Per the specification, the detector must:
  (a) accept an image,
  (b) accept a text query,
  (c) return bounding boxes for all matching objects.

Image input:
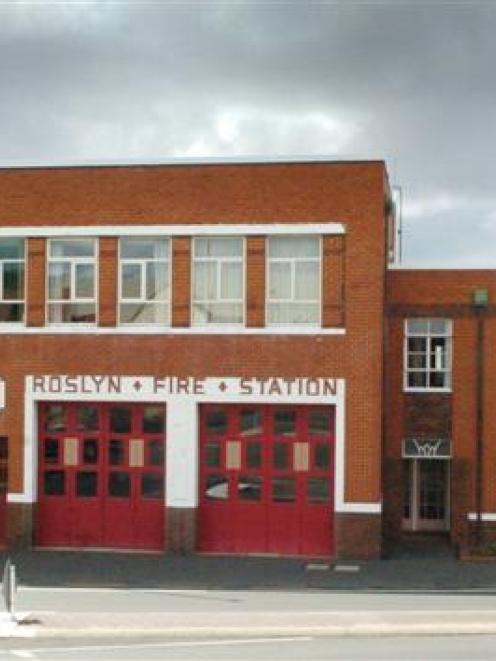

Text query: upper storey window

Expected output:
[0,239,24,323]
[119,238,170,325]
[405,319,452,390]
[47,239,97,324]
[267,237,320,325]
[192,237,244,325]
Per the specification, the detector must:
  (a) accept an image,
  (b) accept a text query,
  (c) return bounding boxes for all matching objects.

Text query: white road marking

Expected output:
[18,586,496,595]
[0,636,312,656]
[19,587,211,594]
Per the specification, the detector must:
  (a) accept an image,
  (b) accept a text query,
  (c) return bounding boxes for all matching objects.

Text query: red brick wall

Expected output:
[386,269,496,542]
[26,238,45,327]
[322,235,345,327]
[99,238,117,326]
[171,237,191,327]
[388,269,496,307]
[246,237,265,328]
[0,162,388,510]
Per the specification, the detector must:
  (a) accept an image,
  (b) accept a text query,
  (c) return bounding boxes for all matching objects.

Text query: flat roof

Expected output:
[0,155,387,171]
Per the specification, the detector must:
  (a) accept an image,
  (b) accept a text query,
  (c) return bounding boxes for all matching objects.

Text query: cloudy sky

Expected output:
[1,1,495,267]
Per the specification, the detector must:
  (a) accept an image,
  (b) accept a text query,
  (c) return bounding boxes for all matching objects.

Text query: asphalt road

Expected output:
[2,634,496,660]
[14,586,496,613]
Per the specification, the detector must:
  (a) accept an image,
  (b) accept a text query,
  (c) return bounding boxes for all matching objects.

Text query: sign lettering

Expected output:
[30,375,338,398]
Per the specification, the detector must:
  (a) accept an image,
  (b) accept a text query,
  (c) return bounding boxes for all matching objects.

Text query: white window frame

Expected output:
[0,238,26,325]
[404,319,452,392]
[118,237,171,326]
[46,238,98,326]
[266,235,322,327]
[191,237,245,327]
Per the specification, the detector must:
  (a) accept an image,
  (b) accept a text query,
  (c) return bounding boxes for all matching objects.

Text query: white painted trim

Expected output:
[7,493,30,503]
[468,513,496,522]
[0,326,346,336]
[333,379,380,514]
[0,223,345,239]
[404,388,452,394]
[336,502,382,514]
[10,374,380,516]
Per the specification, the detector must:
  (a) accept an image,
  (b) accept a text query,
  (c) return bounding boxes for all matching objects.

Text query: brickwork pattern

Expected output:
[386,269,496,547]
[0,161,389,555]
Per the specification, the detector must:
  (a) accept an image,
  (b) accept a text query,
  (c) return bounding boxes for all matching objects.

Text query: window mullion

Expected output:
[70,261,76,302]
[291,259,297,302]
[140,261,146,302]
[216,258,222,302]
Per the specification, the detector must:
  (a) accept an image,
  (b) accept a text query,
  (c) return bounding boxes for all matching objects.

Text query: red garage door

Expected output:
[198,405,334,557]
[37,402,165,550]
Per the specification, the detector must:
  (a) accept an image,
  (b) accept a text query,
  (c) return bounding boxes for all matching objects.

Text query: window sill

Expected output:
[46,323,98,329]
[0,323,25,329]
[0,325,346,336]
[404,387,452,394]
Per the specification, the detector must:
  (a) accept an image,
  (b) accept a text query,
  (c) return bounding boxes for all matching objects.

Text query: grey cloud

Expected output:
[1,3,496,266]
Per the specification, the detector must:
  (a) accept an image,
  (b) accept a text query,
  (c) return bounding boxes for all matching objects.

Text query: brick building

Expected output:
[385,270,496,555]
[0,158,488,560]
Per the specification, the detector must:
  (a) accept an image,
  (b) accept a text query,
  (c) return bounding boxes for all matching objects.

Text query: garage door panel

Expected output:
[104,499,135,548]
[198,404,335,557]
[267,508,300,555]
[72,500,103,547]
[300,508,332,556]
[234,502,267,552]
[36,501,71,546]
[137,502,165,550]
[37,402,165,551]
[197,504,234,553]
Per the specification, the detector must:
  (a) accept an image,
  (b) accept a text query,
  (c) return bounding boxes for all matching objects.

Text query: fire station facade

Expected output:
[0,160,489,559]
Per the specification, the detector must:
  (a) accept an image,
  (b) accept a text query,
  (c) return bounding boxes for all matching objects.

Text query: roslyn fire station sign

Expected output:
[30,375,338,399]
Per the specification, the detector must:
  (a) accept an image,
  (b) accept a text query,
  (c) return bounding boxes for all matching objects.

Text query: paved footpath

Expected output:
[3,545,496,592]
[3,546,496,639]
[7,607,496,640]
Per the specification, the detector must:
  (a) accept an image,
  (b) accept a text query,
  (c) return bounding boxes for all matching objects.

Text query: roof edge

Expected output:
[0,155,387,171]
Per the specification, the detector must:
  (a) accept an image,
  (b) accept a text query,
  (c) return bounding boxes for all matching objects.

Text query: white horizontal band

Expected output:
[335,502,382,514]
[0,325,346,336]
[0,223,345,239]
[468,513,496,522]
[7,493,30,504]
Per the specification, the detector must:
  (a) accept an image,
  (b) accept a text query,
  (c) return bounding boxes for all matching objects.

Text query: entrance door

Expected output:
[402,459,450,532]
[37,402,165,550]
[198,404,334,557]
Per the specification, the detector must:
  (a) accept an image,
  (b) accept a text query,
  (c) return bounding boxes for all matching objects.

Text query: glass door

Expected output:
[417,460,449,531]
[402,459,450,532]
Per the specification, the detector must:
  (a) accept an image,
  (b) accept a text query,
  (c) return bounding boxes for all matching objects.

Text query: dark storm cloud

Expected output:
[1,2,495,266]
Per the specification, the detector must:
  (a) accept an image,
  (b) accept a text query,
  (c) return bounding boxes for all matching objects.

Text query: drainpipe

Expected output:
[473,288,488,547]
